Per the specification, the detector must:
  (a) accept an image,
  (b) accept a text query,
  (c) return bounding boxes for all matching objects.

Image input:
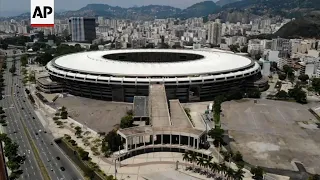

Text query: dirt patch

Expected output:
[55,96,132,133]
[222,99,320,174]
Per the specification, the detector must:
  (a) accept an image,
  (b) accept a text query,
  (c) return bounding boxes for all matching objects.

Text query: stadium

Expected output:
[40,49,268,102]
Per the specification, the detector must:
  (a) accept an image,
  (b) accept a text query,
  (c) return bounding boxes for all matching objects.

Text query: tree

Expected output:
[278,73,286,80]
[0,107,5,114]
[240,46,248,53]
[182,151,191,165]
[213,95,225,125]
[61,106,66,112]
[2,61,7,69]
[226,168,235,180]
[172,44,183,49]
[120,115,133,129]
[61,111,68,119]
[74,44,82,52]
[90,44,99,51]
[103,130,122,152]
[234,168,245,180]
[210,162,220,174]
[20,55,28,67]
[219,163,228,177]
[308,174,320,180]
[204,156,213,173]
[0,117,7,124]
[208,127,225,147]
[0,133,8,141]
[74,126,82,137]
[233,151,243,162]
[283,65,294,78]
[7,160,20,170]
[35,52,53,66]
[312,78,320,93]
[28,71,36,83]
[83,167,95,179]
[78,148,89,160]
[251,166,264,180]
[229,45,240,53]
[288,85,307,104]
[298,74,309,82]
[0,43,8,50]
[9,169,23,180]
[189,151,198,169]
[275,90,288,99]
[4,142,19,158]
[254,54,262,60]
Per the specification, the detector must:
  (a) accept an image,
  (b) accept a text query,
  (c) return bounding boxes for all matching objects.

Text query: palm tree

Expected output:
[205,156,213,174]
[210,162,220,175]
[197,157,206,169]
[219,163,228,178]
[251,166,264,180]
[234,168,245,180]
[182,151,190,162]
[182,151,191,169]
[190,151,198,169]
[226,168,235,180]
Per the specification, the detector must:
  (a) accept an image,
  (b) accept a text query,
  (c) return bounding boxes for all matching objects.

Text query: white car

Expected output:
[39,130,42,133]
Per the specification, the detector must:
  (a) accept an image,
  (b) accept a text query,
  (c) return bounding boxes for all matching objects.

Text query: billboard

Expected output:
[30,0,54,27]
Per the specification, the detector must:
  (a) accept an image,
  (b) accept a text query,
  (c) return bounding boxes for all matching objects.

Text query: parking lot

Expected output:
[221,99,320,174]
[55,96,132,133]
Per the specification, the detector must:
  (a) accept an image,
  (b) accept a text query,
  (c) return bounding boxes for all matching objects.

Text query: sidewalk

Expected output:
[0,125,11,177]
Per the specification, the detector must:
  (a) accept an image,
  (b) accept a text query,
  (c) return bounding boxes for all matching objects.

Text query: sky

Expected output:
[0,0,217,17]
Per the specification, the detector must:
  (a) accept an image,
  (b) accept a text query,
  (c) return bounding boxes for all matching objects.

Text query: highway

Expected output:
[1,50,83,180]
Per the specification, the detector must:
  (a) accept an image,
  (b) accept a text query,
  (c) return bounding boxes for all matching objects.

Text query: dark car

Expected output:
[56,157,60,160]
[60,167,65,171]
[35,132,38,135]
[32,117,35,119]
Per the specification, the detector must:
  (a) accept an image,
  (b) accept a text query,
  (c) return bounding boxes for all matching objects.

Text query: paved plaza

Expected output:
[221,99,320,174]
[55,96,132,132]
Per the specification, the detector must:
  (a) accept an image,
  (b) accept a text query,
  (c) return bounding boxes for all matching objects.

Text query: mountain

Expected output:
[0,10,27,17]
[220,0,320,18]
[176,1,220,19]
[274,12,320,38]
[58,4,181,20]
[216,0,241,7]
[10,1,219,20]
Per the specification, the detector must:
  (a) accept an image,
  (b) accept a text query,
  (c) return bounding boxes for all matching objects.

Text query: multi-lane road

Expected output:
[1,50,83,180]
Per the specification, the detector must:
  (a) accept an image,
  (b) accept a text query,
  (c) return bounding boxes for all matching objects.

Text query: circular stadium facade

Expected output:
[43,49,268,102]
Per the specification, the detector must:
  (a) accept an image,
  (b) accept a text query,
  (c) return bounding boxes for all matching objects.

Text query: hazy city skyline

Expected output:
[0,0,218,17]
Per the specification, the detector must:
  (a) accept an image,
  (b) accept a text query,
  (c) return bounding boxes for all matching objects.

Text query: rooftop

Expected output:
[51,49,253,77]
[117,126,205,138]
[133,96,149,117]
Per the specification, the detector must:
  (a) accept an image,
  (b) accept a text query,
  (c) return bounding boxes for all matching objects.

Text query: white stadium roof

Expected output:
[52,49,253,77]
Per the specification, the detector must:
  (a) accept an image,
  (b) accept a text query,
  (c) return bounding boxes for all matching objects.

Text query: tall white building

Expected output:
[262,60,271,77]
[97,17,104,26]
[208,20,222,45]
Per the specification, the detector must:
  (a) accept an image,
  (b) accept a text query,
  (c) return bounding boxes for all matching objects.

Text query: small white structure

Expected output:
[261,59,271,77]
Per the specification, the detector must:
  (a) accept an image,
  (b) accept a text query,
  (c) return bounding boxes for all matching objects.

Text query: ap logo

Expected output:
[30,0,54,27]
